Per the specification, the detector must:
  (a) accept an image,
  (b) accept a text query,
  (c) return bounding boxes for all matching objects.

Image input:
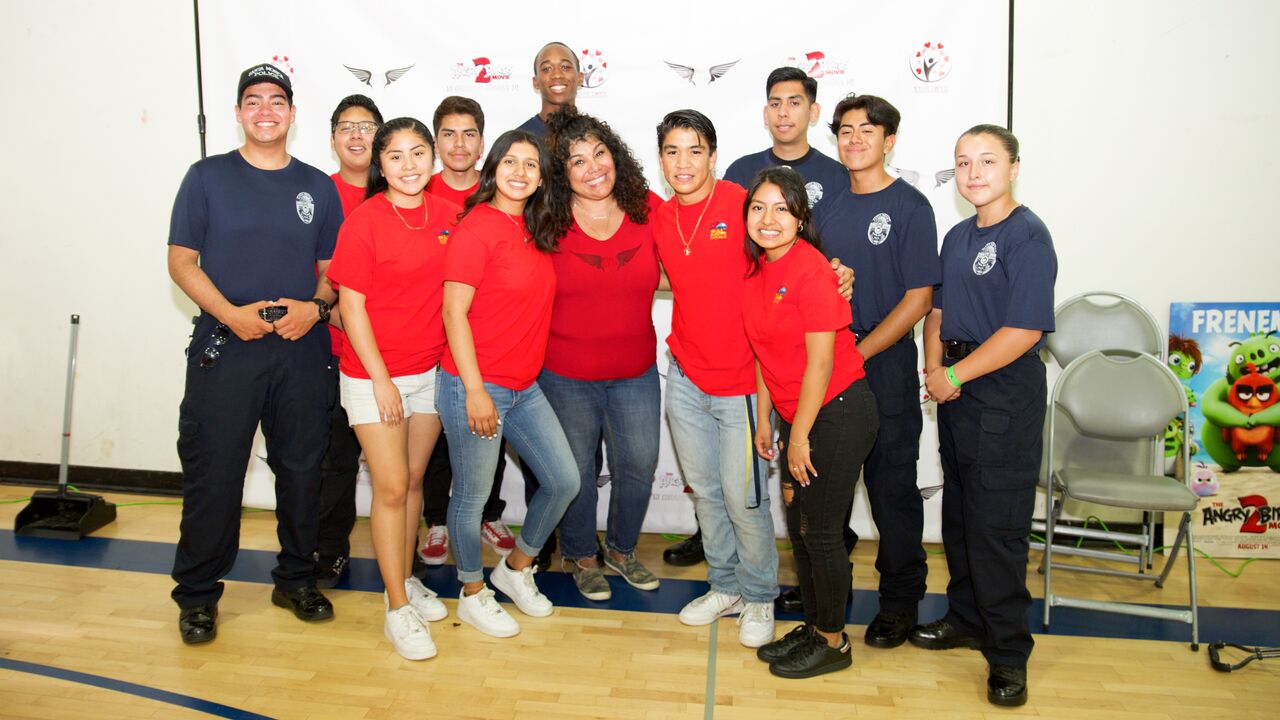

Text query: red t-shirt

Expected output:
[426,173,478,212]
[326,193,461,379]
[328,174,371,357]
[743,241,865,423]
[652,180,756,396]
[545,192,663,380]
[441,204,557,390]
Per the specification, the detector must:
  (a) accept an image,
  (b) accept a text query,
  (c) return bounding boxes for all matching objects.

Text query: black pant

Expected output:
[171,314,332,608]
[780,380,879,633]
[316,361,362,561]
[861,339,928,616]
[423,434,507,526]
[937,354,1045,668]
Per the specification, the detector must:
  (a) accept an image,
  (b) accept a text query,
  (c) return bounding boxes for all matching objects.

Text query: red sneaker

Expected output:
[481,520,516,555]
[418,525,449,566]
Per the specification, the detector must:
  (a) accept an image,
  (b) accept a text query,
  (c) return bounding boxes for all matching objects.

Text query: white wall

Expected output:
[1,1,1276,474]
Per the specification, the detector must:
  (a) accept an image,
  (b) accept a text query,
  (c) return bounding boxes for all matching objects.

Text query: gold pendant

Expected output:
[683,247,690,256]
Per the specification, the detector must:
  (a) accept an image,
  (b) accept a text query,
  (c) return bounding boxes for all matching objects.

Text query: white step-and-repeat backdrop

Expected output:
[200,0,1010,541]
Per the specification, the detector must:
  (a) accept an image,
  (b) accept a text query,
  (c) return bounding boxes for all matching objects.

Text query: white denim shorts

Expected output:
[339,367,438,426]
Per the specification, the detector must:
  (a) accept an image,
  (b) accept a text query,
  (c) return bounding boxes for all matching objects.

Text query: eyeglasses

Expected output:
[200,324,230,369]
[333,121,379,135]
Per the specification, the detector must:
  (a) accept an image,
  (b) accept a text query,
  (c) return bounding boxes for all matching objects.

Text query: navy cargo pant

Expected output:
[937,354,1045,668]
[861,337,928,617]
[171,313,332,609]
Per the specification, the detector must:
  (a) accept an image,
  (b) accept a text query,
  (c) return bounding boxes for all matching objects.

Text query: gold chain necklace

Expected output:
[391,197,428,230]
[675,180,716,256]
[493,203,530,242]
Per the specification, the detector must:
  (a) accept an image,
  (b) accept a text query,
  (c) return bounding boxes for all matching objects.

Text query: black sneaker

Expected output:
[315,555,349,589]
[756,623,814,663]
[769,633,853,679]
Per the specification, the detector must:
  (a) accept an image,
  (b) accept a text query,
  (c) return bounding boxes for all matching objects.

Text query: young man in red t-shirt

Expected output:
[315,94,383,588]
[418,96,519,565]
[425,96,484,208]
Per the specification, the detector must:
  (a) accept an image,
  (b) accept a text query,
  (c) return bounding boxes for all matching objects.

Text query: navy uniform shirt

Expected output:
[169,151,342,305]
[817,178,940,333]
[935,205,1057,349]
[724,146,849,222]
[517,114,548,137]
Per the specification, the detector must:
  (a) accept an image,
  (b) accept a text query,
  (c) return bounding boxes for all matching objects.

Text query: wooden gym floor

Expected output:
[1,484,1277,719]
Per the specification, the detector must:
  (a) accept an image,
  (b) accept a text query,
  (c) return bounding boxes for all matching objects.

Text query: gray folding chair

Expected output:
[1034,291,1166,571]
[1043,350,1199,650]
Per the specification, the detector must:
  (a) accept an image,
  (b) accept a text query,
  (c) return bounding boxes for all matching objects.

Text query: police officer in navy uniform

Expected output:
[915,124,1057,707]
[167,64,343,644]
[816,94,938,647]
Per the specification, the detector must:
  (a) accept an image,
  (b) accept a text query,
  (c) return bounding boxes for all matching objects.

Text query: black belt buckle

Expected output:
[943,340,968,361]
[259,305,288,323]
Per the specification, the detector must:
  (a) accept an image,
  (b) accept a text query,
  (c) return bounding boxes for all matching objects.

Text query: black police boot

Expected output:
[178,604,218,645]
[987,664,1028,707]
[662,530,705,566]
[864,610,915,649]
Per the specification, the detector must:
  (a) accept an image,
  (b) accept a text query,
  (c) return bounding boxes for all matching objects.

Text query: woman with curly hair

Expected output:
[538,107,665,601]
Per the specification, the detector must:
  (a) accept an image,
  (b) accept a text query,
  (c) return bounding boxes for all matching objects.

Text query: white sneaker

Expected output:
[736,602,775,648]
[490,557,554,617]
[405,576,448,622]
[678,590,745,626]
[384,604,437,660]
[457,586,520,638]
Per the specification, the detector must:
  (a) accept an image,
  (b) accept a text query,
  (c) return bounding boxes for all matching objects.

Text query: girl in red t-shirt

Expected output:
[327,118,456,661]
[743,167,880,679]
[439,130,580,639]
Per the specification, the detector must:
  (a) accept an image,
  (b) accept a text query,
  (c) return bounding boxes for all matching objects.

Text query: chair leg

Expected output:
[1145,511,1158,570]
[1157,512,1188,589]
[1043,487,1055,628]
[1138,511,1150,574]
[1185,512,1200,651]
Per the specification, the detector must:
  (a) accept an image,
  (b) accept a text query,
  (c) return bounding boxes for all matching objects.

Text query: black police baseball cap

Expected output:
[237,63,293,104]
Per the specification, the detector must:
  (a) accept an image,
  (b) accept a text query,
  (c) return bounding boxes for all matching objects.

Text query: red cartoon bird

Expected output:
[1223,362,1279,461]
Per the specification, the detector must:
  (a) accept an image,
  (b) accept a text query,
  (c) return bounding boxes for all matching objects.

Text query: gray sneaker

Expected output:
[603,552,660,591]
[567,559,612,601]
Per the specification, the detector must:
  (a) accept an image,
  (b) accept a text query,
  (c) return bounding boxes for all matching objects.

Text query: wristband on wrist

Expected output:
[945,366,963,388]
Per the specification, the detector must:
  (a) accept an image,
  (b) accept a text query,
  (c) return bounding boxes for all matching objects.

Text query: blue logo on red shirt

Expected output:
[774,286,787,304]
[710,221,728,240]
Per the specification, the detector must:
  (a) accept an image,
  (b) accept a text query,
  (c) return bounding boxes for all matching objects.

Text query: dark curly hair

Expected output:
[459,129,558,252]
[543,107,651,240]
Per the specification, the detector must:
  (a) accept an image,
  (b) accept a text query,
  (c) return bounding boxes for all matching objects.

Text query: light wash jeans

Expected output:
[438,370,579,583]
[665,362,778,603]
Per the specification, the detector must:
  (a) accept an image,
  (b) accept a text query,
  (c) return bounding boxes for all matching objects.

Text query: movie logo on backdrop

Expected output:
[1166,302,1280,558]
[447,56,515,93]
[784,50,849,81]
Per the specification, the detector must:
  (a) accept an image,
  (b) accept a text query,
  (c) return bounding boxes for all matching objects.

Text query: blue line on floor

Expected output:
[0,657,274,720]
[2,530,1275,647]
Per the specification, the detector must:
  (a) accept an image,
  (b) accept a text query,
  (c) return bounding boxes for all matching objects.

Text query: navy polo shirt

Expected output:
[935,205,1057,349]
[517,114,548,137]
[817,178,940,333]
[724,146,849,222]
[169,151,341,306]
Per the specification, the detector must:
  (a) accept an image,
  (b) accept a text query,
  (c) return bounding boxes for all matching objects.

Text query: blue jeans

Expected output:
[665,362,778,603]
[438,370,580,583]
[539,365,661,559]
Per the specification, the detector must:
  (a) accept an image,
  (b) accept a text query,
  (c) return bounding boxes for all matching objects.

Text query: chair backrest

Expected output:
[1047,292,1165,368]
[1053,350,1186,442]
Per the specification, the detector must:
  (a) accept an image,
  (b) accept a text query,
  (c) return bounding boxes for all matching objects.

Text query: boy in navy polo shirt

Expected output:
[517,41,581,137]
[724,66,849,222]
[167,63,343,644]
[816,94,940,648]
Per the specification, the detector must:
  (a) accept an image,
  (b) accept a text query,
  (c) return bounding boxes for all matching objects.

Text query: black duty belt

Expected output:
[943,339,1040,361]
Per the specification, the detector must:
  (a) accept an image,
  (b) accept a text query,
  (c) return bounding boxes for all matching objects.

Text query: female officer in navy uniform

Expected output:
[912,124,1057,708]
